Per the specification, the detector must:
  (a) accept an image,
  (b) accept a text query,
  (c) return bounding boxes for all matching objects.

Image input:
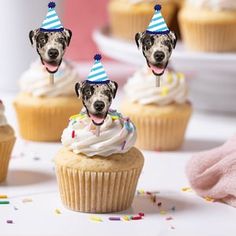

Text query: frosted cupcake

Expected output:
[121,67,192,151]
[14,60,82,141]
[0,100,16,182]
[108,0,178,40]
[179,0,236,52]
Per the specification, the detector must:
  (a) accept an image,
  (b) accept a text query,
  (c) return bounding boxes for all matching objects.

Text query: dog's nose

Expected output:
[48,49,59,59]
[154,51,165,62]
[94,101,105,112]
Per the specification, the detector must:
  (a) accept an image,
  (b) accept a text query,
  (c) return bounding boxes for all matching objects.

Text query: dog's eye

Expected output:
[84,89,92,96]
[143,37,152,46]
[39,37,46,44]
[58,38,65,44]
[163,40,170,46]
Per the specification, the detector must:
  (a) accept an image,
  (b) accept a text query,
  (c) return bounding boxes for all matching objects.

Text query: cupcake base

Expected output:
[54,147,144,213]
[0,125,15,182]
[121,101,192,151]
[14,93,82,142]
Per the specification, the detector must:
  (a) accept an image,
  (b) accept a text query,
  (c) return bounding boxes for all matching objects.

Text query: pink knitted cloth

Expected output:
[186,134,236,207]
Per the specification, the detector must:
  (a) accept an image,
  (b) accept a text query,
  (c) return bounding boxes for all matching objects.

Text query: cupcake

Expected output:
[121,67,192,151]
[0,100,16,182]
[54,54,144,213]
[108,0,178,40]
[14,60,82,142]
[179,0,236,52]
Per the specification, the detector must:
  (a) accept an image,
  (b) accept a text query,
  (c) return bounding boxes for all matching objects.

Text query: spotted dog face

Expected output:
[135,31,177,76]
[29,29,72,73]
[75,81,118,126]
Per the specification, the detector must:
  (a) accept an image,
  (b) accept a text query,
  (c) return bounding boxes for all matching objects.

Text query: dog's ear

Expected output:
[75,81,84,98]
[63,29,72,47]
[29,29,39,46]
[135,32,143,49]
[169,31,177,49]
[108,81,118,99]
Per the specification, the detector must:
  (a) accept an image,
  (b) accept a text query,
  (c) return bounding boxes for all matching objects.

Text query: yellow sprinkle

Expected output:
[167,73,173,84]
[55,209,61,214]
[177,73,185,81]
[111,115,119,120]
[181,187,192,192]
[161,86,169,96]
[70,113,85,120]
[122,216,130,221]
[160,210,167,215]
[22,198,32,203]
[137,189,145,195]
[90,215,103,222]
[204,196,214,202]
[0,195,8,199]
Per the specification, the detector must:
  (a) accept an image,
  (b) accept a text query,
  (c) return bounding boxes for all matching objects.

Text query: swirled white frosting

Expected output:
[19,60,80,97]
[61,109,137,157]
[187,0,236,10]
[124,67,188,106]
[0,101,7,127]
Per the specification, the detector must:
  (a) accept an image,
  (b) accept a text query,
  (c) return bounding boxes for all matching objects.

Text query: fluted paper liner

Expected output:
[121,102,192,151]
[55,147,144,213]
[14,93,82,142]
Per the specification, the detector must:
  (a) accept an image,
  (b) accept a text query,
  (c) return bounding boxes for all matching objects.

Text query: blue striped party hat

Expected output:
[146,5,170,35]
[87,54,109,84]
[40,2,64,32]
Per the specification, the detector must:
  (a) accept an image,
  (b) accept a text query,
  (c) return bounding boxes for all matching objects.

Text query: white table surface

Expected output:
[1,90,236,236]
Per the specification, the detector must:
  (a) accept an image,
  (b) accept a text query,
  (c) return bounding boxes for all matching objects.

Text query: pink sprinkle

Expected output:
[138,212,145,217]
[72,130,75,138]
[157,202,162,207]
[131,216,142,220]
[146,191,152,195]
[166,217,173,221]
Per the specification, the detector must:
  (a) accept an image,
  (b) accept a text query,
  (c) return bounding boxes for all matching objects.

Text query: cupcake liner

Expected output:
[14,94,82,142]
[54,147,144,213]
[109,1,177,40]
[0,137,15,182]
[179,9,236,52]
[122,102,192,151]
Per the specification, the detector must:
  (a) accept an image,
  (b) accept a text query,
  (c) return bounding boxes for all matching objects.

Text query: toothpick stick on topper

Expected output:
[135,4,177,87]
[74,54,118,137]
[29,1,72,85]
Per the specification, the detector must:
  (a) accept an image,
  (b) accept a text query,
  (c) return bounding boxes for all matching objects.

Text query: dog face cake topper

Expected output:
[29,2,72,84]
[75,54,118,131]
[135,5,177,86]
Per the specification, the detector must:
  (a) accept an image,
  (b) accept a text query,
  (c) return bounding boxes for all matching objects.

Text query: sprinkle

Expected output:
[171,226,175,230]
[161,86,169,96]
[72,120,77,125]
[151,195,156,203]
[146,191,152,195]
[167,73,173,84]
[181,187,192,192]
[90,215,103,222]
[55,209,61,214]
[160,210,167,215]
[171,206,176,211]
[6,220,13,224]
[122,216,130,221]
[137,189,145,195]
[111,115,119,120]
[204,196,214,202]
[22,198,32,203]
[0,201,10,204]
[121,141,126,150]
[177,73,184,80]
[157,202,162,207]
[138,212,145,217]
[109,217,121,221]
[0,195,8,199]
[13,206,18,211]
[33,156,40,161]
[72,130,75,138]
[166,217,173,221]
[131,216,142,220]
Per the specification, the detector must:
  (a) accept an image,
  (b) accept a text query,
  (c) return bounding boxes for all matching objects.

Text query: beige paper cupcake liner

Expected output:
[55,166,142,213]
[179,9,236,52]
[109,1,177,40]
[0,137,15,182]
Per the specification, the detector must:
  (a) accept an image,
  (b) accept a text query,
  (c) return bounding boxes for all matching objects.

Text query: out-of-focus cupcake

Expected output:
[14,60,82,142]
[179,0,236,52]
[0,100,16,182]
[54,108,144,213]
[121,67,192,151]
[108,0,178,40]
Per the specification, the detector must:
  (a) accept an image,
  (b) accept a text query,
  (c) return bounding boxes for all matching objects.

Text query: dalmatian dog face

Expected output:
[29,28,72,73]
[75,81,118,126]
[135,31,177,76]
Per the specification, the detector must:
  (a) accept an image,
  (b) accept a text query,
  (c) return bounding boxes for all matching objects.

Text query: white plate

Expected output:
[93,27,236,113]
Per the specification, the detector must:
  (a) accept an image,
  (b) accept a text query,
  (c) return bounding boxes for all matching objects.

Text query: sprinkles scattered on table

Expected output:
[22,198,32,203]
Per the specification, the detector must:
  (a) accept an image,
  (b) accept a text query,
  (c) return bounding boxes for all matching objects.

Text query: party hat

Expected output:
[87,54,109,84]
[146,5,170,35]
[40,2,64,32]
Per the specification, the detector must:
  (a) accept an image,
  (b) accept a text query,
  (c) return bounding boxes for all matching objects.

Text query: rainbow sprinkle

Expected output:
[90,215,103,222]
[161,86,169,96]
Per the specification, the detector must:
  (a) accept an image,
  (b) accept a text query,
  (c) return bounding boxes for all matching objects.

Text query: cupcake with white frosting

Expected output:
[108,0,178,40]
[121,67,192,151]
[179,0,236,52]
[54,108,144,213]
[0,100,16,182]
[14,60,82,141]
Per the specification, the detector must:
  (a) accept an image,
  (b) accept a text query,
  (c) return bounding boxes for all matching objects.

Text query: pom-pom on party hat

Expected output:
[146,5,170,35]
[87,54,109,84]
[40,2,64,32]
